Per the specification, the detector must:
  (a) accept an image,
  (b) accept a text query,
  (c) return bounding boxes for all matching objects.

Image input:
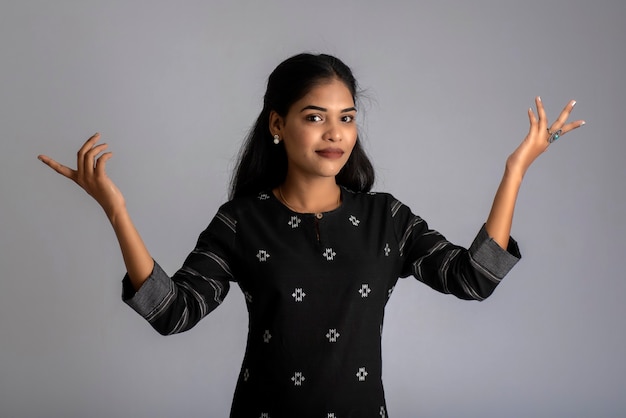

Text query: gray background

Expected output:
[1,0,624,417]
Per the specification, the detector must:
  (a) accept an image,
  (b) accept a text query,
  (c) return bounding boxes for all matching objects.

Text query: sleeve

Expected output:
[121,206,237,335]
[393,198,521,301]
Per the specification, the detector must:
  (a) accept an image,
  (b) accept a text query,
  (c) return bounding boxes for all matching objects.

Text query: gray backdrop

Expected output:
[1,1,624,417]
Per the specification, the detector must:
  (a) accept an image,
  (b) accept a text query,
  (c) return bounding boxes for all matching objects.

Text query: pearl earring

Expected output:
[273,134,280,145]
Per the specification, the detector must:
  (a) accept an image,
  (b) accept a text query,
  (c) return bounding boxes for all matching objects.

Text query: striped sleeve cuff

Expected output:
[468,224,521,280]
[121,261,175,319]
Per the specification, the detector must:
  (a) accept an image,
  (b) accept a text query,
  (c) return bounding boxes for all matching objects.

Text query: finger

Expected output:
[94,152,113,177]
[527,107,538,135]
[556,120,586,136]
[528,106,537,125]
[84,143,109,176]
[77,133,101,175]
[536,96,548,130]
[549,100,577,131]
[38,155,77,181]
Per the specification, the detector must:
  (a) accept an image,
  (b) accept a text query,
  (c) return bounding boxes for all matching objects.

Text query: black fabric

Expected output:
[123,188,520,417]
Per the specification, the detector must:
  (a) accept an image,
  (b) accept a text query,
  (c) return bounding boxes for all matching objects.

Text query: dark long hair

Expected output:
[229,53,375,199]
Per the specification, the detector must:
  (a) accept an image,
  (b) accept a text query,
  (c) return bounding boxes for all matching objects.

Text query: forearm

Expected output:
[108,207,154,291]
[485,166,524,249]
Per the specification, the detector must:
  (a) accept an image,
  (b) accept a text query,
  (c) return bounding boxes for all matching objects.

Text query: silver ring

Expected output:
[547,128,562,143]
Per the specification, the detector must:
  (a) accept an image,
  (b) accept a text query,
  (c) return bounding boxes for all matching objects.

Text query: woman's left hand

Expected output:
[506,97,585,177]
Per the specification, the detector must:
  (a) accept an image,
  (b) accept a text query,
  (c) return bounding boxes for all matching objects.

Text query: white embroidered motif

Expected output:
[326,329,340,342]
[257,193,270,200]
[243,368,250,381]
[356,367,368,381]
[323,248,336,261]
[291,372,305,386]
[387,285,395,298]
[263,330,272,343]
[380,406,386,417]
[327,414,337,418]
[292,288,306,302]
[384,243,391,256]
[256,250,270,262]
[349,215,360,226]
[244,291,253,303]
[359,284,371,298]
[260,413,270,418]
[288,215,301,229]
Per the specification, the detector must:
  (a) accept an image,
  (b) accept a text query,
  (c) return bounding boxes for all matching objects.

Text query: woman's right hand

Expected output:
[38,133,126,219]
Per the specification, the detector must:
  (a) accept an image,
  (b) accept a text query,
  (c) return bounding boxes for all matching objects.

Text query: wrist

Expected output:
[504,155,528,181]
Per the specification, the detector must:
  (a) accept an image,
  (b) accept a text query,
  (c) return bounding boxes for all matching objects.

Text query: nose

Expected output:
[323,121,341,142]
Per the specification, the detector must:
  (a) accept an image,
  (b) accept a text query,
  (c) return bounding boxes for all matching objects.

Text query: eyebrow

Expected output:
[300,105,357,113]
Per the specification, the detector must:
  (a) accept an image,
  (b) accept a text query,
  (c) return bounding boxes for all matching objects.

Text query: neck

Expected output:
[275,178,342,214]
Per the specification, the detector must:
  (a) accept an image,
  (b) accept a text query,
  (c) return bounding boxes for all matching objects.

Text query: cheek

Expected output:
[286,127,319,149]
[283,132,313,159]
[346,128,358,149]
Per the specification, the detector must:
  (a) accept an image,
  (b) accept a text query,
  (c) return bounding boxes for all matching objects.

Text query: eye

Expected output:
[306,114,323,122]
[341,115,355,123]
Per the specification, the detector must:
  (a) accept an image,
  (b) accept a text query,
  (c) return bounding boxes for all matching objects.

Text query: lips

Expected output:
[315,148,344,159]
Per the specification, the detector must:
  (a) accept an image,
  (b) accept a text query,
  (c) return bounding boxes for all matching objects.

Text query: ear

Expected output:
[269,110,284,137]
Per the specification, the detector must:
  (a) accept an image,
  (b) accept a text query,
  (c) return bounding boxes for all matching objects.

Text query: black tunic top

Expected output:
[123,188,520,417]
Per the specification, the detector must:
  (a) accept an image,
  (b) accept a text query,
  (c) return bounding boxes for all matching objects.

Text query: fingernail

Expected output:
[580,121,586,126]
[572,100,577,107]
[538,96,542,102]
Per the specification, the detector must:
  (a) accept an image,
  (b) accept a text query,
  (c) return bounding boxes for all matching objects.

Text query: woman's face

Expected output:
[272,78,358,184]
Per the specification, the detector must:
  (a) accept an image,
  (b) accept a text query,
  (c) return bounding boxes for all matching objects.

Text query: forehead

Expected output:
[295,78,355,108]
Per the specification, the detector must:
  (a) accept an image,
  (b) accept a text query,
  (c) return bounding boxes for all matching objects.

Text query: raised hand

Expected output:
[484,98,585,249]
[506,97,585,177]
[38,133,126,219]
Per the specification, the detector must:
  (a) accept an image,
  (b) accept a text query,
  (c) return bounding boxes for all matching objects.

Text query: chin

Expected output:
[320,164,347,178]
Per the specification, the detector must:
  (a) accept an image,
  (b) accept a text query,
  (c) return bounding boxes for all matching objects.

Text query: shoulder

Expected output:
[202,192,273,239]
[218,191,276,219]
[219,192,268,212]
[342,187,407,217]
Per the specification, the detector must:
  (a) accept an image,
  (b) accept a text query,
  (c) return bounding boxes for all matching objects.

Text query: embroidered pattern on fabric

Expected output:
[356,367,368,381]
[288,215,301,229]
[323,248,336,261]
[263,330,272,343]
[384,243,391,256]
[291,372,305,386]
[256,250,270,262]
[359,284,371,298]
[326,329,340,342]
[257,193,270,200]
[292,288,306,302]
[349,215,360,226]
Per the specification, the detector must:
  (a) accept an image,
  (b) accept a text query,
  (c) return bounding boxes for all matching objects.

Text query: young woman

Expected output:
[38,53,584,417]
